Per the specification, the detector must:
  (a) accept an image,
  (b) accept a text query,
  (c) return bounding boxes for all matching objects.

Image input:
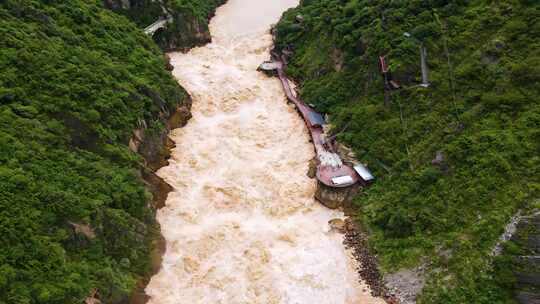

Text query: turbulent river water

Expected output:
[145,1,384,303]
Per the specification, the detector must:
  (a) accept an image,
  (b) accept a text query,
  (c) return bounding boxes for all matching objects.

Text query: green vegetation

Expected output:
[0,1,197,303]
[168,0,225,21]
[160,0,226,49]
[109,0,163,27]
[276,0,540,302]
[111,0,226,50]
[113,0,225,27]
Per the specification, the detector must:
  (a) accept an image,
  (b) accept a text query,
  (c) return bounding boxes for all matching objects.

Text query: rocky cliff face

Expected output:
[126,87,193,304]
[105,0,226,51]
[509,213,540,304]
[130,99,192,172]
[132,98,191,211]
[153,13,213,51]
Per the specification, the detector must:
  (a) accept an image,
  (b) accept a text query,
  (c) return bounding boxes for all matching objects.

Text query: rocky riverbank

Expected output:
[343,219,398,303]
[127,87,193,304]
[271,27,396,304]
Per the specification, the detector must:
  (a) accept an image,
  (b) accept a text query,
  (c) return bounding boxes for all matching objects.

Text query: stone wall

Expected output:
[315,181,360,212]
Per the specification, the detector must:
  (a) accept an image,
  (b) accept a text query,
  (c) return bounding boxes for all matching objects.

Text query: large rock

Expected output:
[129,94,192,171]
[516,292,540,304]
[384,267,426,304]
[153,1,227,51]
[307,157,317,178]
[328,218,346,233]
[105,0,225,51]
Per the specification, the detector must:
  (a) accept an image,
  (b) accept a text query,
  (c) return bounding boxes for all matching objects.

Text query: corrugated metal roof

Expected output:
[258,61,280,71]
[331,175,353,185]
[354,164,374,181]
[308,111,325,127]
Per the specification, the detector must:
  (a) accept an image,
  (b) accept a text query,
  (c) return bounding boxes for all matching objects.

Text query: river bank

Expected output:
[266,48,395,304]
[272,1,540,302]
[128,90,193,304]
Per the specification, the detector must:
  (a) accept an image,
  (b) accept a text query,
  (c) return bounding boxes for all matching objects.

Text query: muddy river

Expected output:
[145,1,383,303]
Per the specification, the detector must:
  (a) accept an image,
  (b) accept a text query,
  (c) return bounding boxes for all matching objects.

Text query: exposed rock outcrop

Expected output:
[69,221,96,239]
[154,13,215,52]
[328,218,346,233]
[85,289,102,304]
[307,157,317,178]
[509,212,540,304]
[385,267,426,304]
[126,95,192,304]
[132,100,192,171]
[105,0,226,51]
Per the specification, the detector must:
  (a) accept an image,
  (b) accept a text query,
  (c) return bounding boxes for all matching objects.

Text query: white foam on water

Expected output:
[145,1,385,303]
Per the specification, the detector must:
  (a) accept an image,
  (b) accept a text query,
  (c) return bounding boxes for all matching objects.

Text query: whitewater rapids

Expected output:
[145,1,384,303]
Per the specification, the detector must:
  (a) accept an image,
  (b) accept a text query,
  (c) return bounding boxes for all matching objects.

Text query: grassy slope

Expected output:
[275,0,540,302]
[0,1,187,303]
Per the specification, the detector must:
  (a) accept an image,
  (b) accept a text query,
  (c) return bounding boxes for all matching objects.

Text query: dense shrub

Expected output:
[0,1,192,303]
[276,0,539,302]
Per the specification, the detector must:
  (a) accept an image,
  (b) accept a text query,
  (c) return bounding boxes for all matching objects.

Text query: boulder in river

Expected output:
[328,218,346,233]
[307,157,317,178]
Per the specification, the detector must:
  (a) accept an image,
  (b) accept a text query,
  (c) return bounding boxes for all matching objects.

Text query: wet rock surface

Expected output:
[129,87,193,304]
[329,218,346,233]
[307,157,317,178]
[343,218,400,304]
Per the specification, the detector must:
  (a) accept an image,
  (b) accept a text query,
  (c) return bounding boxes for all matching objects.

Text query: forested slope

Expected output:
[275,0,540,303]
[108,0,226,50]
[0,0,215,303]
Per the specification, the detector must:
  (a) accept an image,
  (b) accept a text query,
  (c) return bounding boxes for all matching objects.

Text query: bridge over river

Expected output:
[143,0,173,36]
[144,16,173,36]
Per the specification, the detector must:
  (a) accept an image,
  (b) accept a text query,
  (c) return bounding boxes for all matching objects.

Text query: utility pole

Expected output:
[404,32,430,88]
[420,44,430,87]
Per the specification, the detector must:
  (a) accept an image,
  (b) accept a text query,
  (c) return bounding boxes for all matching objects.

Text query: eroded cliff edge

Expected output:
[105,0,226,51]
[125,90,192,304]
